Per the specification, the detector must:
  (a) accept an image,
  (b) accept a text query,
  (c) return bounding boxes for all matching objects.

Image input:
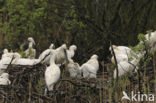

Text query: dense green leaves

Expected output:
[0,0,156,61]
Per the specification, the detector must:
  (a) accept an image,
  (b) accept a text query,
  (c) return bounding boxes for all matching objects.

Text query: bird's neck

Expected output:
[50,55,56,65]
[29,42,33,48]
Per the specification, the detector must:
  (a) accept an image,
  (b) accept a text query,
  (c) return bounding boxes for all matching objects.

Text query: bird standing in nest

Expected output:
[25,37,36,59]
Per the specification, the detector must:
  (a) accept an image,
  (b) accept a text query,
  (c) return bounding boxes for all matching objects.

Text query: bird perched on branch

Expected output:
[113,59,138,79]
[39,43,55,65]
[80,54,99,79]
[144,31,156,52]
[0,49,17,74]
[12,58,40,65]
[67,61,81,78]
[67,45,77,62]
[0,73,11,85]
[45,52,60,95]
[53,44,68,65]
[25,37,36,59]
[109,45,132,64]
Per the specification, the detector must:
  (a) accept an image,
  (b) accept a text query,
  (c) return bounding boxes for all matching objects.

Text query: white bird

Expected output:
[0,57,12,69]
[109,45,133,64]
[13,52,21,59]
[112,45,145,79]
[113,59,138,79]
[0,50,16,73]
[80,54,99,78]
[0,50,23,67]
[144,31,156,52]
[12,58,39,65]
[25,37,36,59]
[53,44,68,65]
[111,54,128,64]
[67,45,77,62]
[2,49,12,59]
[45,53,60,92]
[0,73,11,85]
[3,49,8,54]
[67,61,81,78]
[109,45,131,55]
[49,43,55,49]
[39,43,55,65]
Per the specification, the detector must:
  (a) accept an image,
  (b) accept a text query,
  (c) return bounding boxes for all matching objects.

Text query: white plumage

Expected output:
[144,31,156,52]
[3,49,8,54]
[39,43,55,65]
[113,45,131,55]
[113,59,138,79]
[53,44,67,65]
[67,61,81,78]
[0,73,11,85]
[80,54,99,78]
[0,57,12,70]
[0,49,16,74]
[2,49,13,59]
[45,53,60,91]
[111,54,128,64]
[12,58,39,65]
[0,49,34,68]
[110,45,144,78]
[67,45,77,62]
[25,37,36,59]
[49,43,55,49]
[109,45,132,64]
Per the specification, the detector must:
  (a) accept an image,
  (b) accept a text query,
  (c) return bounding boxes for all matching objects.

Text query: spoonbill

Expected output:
[45,52,60,94]
[80,54,99,78]
[25,37,36,59]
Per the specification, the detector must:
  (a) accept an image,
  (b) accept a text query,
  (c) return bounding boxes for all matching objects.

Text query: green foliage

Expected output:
[138,33,145,42]
[0,0,155,60]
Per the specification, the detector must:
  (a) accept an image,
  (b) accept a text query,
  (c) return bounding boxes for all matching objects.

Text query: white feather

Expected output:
[67,45,77,62]
[25,37,36,59]
[80,54,99,79]
[45,54,60,91]
[39,44,55,65]
[67,61,81,78]
[53,44,67,65]
[0,73,11,85]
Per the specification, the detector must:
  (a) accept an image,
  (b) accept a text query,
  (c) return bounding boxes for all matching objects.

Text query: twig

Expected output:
[7,56,15,69]
[64,49,69,63]
[39,52,51,63]
[110,42,118,82]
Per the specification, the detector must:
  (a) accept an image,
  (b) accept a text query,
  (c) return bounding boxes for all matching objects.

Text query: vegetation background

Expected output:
[0,0,156,63]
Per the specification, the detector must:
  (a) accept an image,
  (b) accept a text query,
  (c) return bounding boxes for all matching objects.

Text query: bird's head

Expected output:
[3,49,8,54]
[90,54,98,59]
[49,43,55,49]
[69,45,77,51]
[109,45,118,51]
[61,44,67,50]
[28,37,35,45]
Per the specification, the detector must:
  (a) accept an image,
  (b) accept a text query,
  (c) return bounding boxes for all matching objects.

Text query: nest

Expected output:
[0,59,155,103]
[0,62,109,103]
[0,63,50,102]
